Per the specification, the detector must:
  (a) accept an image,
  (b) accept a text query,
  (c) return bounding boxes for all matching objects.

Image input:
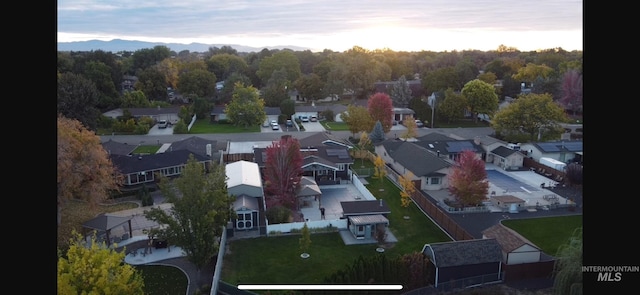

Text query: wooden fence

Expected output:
[383,164,475,241]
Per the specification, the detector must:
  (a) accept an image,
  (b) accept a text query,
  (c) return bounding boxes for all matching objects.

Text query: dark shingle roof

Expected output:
[382,141,451,177]
[168,136,217,157]
[110,150,209,174]
[491,146,519,158]
[423,239,503,267]
[413,139,485,156]
[341,199,391,215]
[102,139,137,156]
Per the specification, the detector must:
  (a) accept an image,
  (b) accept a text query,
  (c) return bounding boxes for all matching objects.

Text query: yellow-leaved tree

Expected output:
[398,171,416,208]
[58,231,145,295]
[373,155,387,183]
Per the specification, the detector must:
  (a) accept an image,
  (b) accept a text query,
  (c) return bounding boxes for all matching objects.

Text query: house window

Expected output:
[430,177,440,185]
[236,211,253,230]
[338,164,345,171]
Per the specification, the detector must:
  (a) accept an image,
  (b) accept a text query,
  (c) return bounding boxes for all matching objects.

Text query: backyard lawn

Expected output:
[320,121,350,131]
[502,215,582,255]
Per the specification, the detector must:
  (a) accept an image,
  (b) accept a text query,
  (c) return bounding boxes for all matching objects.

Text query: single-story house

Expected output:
[109,150,211,188]
[166,136,219,159]
[102,107,181,125]
[341,199,391,240]
[489,195,526,213]
[519,140,583,163]
[421,239,503,289]
[254,136,354,185]
[226,160,267,235]
[489,146,525,170]
[482,224,542,265]
[375,140,452,191]
[392,107,416,123]
[414,133,486,162]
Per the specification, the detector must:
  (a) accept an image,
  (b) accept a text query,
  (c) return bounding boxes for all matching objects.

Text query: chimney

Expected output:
[436,150,440,157]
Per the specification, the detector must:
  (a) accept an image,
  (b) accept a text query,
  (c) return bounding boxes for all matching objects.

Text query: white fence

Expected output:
[350,171,376,201]
[267,219,348,234]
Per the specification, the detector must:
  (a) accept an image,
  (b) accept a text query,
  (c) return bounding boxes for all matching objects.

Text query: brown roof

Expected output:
[482,224,540,253]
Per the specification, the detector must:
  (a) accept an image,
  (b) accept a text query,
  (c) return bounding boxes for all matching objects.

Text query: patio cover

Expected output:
[348,214,389,226]
[297,176,321,197]
[81,214,133,246]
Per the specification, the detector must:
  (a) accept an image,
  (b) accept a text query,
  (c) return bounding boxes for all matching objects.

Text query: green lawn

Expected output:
[221,167,583,288]
[320,121,350,131]
[188,119,260,134]
[135,265,188,295]
[133,145,161,154]
[221,174,452,286]
[502,215,583,255]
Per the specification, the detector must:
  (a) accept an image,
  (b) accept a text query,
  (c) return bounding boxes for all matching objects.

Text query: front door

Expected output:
[236,211,253,230]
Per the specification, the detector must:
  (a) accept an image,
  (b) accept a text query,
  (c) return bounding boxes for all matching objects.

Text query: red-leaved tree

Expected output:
[559,69,583,116]
[447,150,489,207]
[264,135,303,210]
[367,92,394,133]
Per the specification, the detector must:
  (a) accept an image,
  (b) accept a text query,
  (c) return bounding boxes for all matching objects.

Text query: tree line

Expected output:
[58,45,582,137]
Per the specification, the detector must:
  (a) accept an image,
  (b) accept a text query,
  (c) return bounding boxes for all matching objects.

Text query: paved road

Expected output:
[100,127,496,145]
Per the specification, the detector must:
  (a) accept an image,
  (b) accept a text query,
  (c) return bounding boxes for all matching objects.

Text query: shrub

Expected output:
[266,205,292,224]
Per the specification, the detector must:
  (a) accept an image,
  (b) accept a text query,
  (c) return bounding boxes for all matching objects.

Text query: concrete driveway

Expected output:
[147,124,174,135]
[300,121,325,132]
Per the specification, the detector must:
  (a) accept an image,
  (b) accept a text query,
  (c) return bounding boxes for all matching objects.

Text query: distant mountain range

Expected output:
[57,39,312,53]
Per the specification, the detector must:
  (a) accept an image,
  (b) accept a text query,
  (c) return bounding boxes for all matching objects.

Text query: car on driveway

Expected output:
[415,120,424,128]
[271,120,280,130]
[301,116,309,122]
[157,120,168,129]
[286,120,294,127]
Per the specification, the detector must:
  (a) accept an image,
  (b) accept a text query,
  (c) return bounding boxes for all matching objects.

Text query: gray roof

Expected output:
[168,136,217,157]
[298,132,353,149]
[413,139,485,156]
[341,199,391,215]
[491,146,519,158]
[295,104,347,114]
[110,149,210,174]
[102,139,137,156]
[82,214,133,232]
[532,140,583,153]
[381,141,451,177]
[423,239,503,268]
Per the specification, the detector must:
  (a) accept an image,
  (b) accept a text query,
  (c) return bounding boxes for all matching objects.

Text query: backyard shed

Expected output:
[421,239,503,289]
[482,224,542,265]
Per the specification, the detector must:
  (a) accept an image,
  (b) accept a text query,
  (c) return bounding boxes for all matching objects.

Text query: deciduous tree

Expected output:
[225,83,267,128]
[398,171,416,208]
[491,93,568,142]
[177,68,217,99]
[57,115,121,227]
[367,92,394,133]
[461,79,499,123]
[400,116,417,140]
[340,105,373,137]
[447,150,488,207]
[358,132,372,166]
[264,136,304,210]
[58,231,145,295]
[373,155,387,183]
[437,88,467,123]
[144,155,235,274]
[559,69,583,116]
[57,72,101,131]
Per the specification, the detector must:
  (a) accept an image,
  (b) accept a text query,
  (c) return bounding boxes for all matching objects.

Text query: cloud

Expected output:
[57,0,583,52]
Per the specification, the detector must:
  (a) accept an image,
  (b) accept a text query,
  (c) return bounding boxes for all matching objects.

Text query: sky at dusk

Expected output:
[57,0,583,52]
